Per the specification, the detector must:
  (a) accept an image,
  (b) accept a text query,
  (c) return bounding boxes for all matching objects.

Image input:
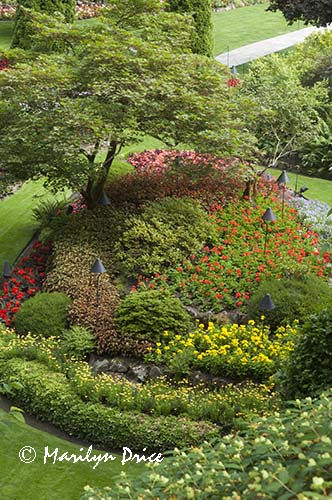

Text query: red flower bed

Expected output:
[0,241,51,326]
[136,196,331,312]
[107,150,276,209]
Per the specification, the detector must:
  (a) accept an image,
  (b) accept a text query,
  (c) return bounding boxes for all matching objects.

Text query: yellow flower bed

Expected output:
[148,320,298,380]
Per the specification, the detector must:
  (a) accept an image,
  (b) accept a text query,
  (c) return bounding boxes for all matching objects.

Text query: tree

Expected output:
[242,54,329,168]
[0,1,257,209]
[268,0,332,27]
[167,0,213,56]
[12,0,76,49]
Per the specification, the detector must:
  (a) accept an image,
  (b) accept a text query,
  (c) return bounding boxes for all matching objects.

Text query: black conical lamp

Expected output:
[260,293,275,311]
[262,207,276,222]
[262,208,276,253]
[90,258,106,306]
[277,170,289,218]
[3,261,11,279]
[277,170,289,186]
[97,192,111,206]
[90,258,106,274]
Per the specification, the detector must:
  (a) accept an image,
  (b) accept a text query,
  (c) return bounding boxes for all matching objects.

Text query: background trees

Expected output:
[167,0,213,56]
[268,0,332,27]
[12,0,76,48]
[0,2,256,209]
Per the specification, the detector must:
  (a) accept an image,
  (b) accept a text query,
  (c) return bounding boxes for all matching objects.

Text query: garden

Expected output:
[1,0,332,499]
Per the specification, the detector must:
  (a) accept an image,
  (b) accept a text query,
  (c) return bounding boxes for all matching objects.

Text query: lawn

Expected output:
[0,21,13,49]
[0,408,143,500]
[212,3,305,55]
[0,180,69,270]
[269,167,332,206]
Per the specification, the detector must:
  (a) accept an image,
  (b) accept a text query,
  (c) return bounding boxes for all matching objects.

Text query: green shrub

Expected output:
[115,197,217,278]
[248,274,332,330]
[61,325,96,360]
[14,292,71,338]
[0,358,219,450]
[167,0,213,56]
[12,0,76,49]
[116,290,192,341]
[81,390,332,499]
[278,309,332,399]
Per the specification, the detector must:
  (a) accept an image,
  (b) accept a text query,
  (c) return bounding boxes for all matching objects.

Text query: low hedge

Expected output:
[81,391,332,499]
[0,358,219,451]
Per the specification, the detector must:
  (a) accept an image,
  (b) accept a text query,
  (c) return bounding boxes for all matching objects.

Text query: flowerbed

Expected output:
[0,2,104,20]
[0,329,279,427]
[137,195,331,312]
[291,196,332,249]
[0,241,51,326]
[107,150,254,209]
[146,320,298,380]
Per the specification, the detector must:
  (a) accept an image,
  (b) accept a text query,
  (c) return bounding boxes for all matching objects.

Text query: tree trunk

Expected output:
[81,140,119,210]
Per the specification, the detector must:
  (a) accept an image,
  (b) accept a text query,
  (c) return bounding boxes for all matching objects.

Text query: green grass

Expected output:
[0,408,142,500]
[0,180,69,270]
[0,21,13,49]
[212,3,305,55]
[269,168,332,206]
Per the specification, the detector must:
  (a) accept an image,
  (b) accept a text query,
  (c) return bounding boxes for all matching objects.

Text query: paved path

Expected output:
[215,27,320,67]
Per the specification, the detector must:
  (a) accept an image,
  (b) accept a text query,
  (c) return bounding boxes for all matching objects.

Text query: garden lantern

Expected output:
[277,170,289,218]
[259,293,275,311]
[97,191,111,206]
[2,261,11,279]
[262,207,276,253]
[90,258,106,306]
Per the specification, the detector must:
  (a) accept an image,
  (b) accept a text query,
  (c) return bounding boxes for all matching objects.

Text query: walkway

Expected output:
[215,26,319,67]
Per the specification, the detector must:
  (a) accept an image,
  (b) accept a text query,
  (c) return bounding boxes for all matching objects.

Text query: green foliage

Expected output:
[0,5,255,209]
[269,0,332,27]
[81,390,332,499]
[147,320,298,381]
[70,362,279,425]
[61,325,96,360]
[14,291,71,338]
[12,0,75,49]
[115,197,217,278]
[32,197,71,243]
[248,274,332,331]
[167,0,213,56]
[278,309,332,399]
[243,53,329,165]
[0,357,219,450]
[115,289,191,342]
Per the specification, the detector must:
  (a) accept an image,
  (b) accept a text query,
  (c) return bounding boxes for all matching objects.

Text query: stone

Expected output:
[128,364,150,383]
[92,359,110,373]
[148,365,168,379]
[107,357,131,373]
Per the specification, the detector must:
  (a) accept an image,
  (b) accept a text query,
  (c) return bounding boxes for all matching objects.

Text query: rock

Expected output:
[128,364,150,383]
[149,365,168,379]
[188,370,233,388]
[92,359,110,374]
[107,357,131,373]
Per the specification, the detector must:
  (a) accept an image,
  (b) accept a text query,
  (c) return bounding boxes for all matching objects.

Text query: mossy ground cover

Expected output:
[0,408,143,500]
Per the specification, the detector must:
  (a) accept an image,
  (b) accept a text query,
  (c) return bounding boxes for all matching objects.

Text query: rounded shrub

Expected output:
[115,290,192,342]
[14,292,71,338]
[115,197,217,278]
[248,274,332,331]
[278,308,332,399]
